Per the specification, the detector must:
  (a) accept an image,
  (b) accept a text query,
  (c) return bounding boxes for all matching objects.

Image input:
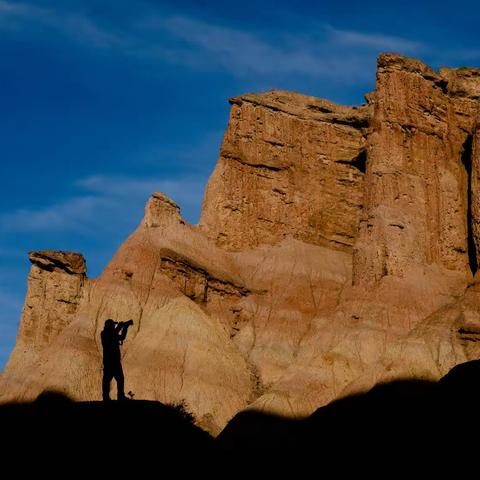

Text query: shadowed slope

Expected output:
[0,393,215,472]
[218,361,480,470]
[2,362,480,473]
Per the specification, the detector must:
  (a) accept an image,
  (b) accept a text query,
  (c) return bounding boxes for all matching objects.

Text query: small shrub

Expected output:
[170,399,196,425]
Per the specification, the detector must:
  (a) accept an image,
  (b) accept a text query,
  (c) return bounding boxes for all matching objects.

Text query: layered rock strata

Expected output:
[15,251,87,355]
[199,90,370,252]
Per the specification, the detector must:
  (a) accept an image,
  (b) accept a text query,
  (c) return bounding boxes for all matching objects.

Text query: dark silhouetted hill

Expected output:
[3,361,480,473]
[218,361,480,472]
[0,394,215,473]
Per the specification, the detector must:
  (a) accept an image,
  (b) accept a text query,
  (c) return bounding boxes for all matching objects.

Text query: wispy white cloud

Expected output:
[326,26,425,53]
[141,15,378,78]
[136,16,433,81]
[0,0,32,15]
[1,195,115,233]
[160,16,323,75]
[0,174,206,234]
[0,0,124,48]
[77,175,204,202]
[0,1,427,80]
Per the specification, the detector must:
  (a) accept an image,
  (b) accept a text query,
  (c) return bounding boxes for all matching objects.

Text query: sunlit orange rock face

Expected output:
[2,54,480,435]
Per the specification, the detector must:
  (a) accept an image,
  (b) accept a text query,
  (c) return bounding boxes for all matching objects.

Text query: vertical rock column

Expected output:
[442,66,480,277]
[353,54,469,286]
[18,251,87,351]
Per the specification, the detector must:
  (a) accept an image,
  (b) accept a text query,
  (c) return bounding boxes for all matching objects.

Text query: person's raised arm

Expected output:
[117,323,128,343]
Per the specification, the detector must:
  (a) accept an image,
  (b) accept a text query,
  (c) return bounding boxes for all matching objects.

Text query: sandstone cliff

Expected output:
[1,54,480,434]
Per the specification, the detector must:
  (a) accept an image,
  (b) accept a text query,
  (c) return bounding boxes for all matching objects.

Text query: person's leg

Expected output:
[102,367,113,401]
[114,364,125,400]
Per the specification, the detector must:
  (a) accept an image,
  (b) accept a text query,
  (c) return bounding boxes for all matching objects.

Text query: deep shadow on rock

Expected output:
[0,394,215,472]
[218,378,441,467]
[2,361,480,473]
[219,361,480,471]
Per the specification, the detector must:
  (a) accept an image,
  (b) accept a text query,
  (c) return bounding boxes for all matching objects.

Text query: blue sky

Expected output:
[1,0,479,370]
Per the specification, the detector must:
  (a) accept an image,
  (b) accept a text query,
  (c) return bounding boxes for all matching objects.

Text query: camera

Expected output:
[117,319,134,327]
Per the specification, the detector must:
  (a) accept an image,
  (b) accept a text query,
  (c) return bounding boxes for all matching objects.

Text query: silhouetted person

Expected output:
[101,319,133,401]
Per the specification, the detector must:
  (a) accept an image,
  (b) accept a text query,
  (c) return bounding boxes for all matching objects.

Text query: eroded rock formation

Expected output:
[199,90,370,252]
[2,53,480,434]
[16,251,87,354]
